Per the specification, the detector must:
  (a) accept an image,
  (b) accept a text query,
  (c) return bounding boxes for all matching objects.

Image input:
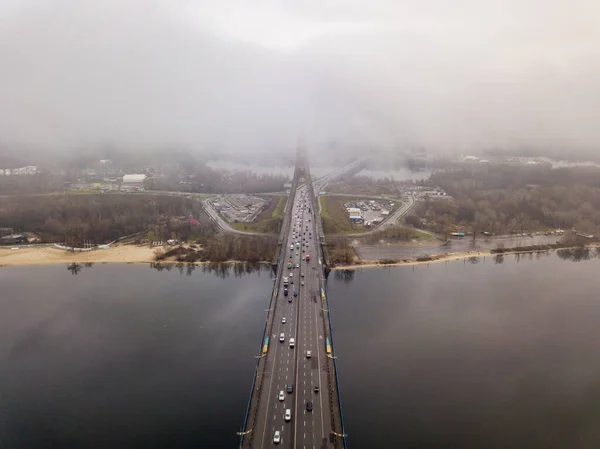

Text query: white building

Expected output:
[0,166,37,175]
[122,174,147,184]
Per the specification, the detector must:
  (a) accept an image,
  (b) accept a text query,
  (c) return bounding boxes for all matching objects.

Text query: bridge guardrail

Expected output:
[239,168,299,447]
[307,167,347,448]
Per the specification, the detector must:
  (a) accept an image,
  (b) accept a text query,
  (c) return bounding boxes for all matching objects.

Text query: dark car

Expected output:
[293,290,297,297]
[314,385,319,393]
[287,384,294,394]
[306,401,313,411]
[284,289,288,296]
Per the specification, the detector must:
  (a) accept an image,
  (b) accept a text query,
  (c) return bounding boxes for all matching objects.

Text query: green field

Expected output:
[320,195,370,235]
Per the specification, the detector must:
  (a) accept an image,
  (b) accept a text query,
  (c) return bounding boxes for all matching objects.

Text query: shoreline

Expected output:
[0,245,268,267]
[1,243,596,269]
[332,244,600,270]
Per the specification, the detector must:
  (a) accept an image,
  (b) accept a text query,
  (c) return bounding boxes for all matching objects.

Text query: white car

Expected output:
[279,390,285,401]
[290,244,294,250]
[282,317,286,324]
[285,409,291,421]
[306,350,312,358]
[274,430,281,444]
[289,273,293,277]
[301,281,304,286]
[280,333,285,342]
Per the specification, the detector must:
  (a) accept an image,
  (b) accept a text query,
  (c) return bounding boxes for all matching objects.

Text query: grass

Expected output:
[320,195,369,235]
[229,195,286,234]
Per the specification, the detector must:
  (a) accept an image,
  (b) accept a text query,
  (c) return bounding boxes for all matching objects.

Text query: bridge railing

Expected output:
[239,166,300,448]
[307,167,347,448]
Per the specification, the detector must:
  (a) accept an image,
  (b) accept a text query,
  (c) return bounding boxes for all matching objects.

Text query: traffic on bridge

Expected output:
[239,154,346,448]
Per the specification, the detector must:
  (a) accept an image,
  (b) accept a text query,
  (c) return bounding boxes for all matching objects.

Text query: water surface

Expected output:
[328,253,600,449]
[0,263,271,448]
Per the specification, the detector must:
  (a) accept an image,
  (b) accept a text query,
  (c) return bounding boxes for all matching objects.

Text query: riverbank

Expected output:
[0,245,158,266]
[332,244,600,270]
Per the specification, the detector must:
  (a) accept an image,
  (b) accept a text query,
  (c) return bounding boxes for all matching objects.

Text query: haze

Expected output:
[1,0,599,153]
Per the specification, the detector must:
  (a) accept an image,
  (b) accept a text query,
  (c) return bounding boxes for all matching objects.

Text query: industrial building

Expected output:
[122,174,147,190]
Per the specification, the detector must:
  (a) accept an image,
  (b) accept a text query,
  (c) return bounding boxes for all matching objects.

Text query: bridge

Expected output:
[239,146,347,448]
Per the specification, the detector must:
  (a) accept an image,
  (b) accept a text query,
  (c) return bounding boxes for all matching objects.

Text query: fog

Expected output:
[1,0,599,154]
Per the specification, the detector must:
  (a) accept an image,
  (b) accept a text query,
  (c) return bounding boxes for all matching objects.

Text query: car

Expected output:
[295,264,299,268]
[306,401,313,411]
[293,290,297,297]
[314,385,319,393]
[287,384,293,393]
[279,390,285,401]
[301,273,305,277]
[285,409,291,421]
[296,252,299,255]
[282,317,286,324]
[290,279,294,284]
[289,273,293,277]
[280,333,285,342]
[290,244,294,250]
[289,338,295,348]
[306,350,312,358]
[273,430,281,444]
[301,281,304,286]
[284,289,288,296]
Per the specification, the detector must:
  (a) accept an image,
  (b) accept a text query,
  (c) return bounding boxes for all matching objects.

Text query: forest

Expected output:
[417,165,600,235]
[0,194,208,245]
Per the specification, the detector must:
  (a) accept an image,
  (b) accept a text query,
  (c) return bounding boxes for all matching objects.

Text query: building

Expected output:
[122,174,147,190]
[123,174,147,184]
[1,234,28,245]
[346,207,361,214]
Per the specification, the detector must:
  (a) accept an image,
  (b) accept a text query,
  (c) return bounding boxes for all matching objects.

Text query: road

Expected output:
[201,198,261,236]
[247,183,334,448]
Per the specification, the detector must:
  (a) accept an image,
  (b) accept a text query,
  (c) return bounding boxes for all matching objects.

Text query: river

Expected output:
[1,255,600,448]
[328,251,600,449]
[0,263,272,448]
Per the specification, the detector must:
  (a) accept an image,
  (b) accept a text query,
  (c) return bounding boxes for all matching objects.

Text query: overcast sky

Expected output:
[1,0,599,153]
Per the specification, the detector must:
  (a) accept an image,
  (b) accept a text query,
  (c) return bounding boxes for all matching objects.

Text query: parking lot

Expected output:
[343,199,398,227]
[208,195,266,223]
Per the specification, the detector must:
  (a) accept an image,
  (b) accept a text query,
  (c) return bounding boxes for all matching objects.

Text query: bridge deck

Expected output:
[240,157,345,448]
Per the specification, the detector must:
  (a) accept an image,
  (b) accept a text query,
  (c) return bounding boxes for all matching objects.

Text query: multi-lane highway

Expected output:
[252,183,330,448]
[240,164,343,448]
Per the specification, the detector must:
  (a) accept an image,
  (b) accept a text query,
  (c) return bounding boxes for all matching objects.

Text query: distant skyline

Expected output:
[1,0,599,153]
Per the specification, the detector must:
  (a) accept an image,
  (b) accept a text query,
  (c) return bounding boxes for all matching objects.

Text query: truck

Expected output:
[287,261,292,269]
[305,254,310,262]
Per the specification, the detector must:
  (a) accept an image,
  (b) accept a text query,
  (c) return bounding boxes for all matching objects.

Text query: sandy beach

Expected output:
[0,245,157,266]
[332,244,600,270]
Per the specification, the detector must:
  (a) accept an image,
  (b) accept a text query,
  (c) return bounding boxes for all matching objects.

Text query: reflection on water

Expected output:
[64,261,269,278]
[0,264,271,448]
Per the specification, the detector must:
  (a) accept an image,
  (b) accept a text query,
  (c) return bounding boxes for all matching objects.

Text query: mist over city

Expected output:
[2,0,600,156]
[2,2,600,449]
